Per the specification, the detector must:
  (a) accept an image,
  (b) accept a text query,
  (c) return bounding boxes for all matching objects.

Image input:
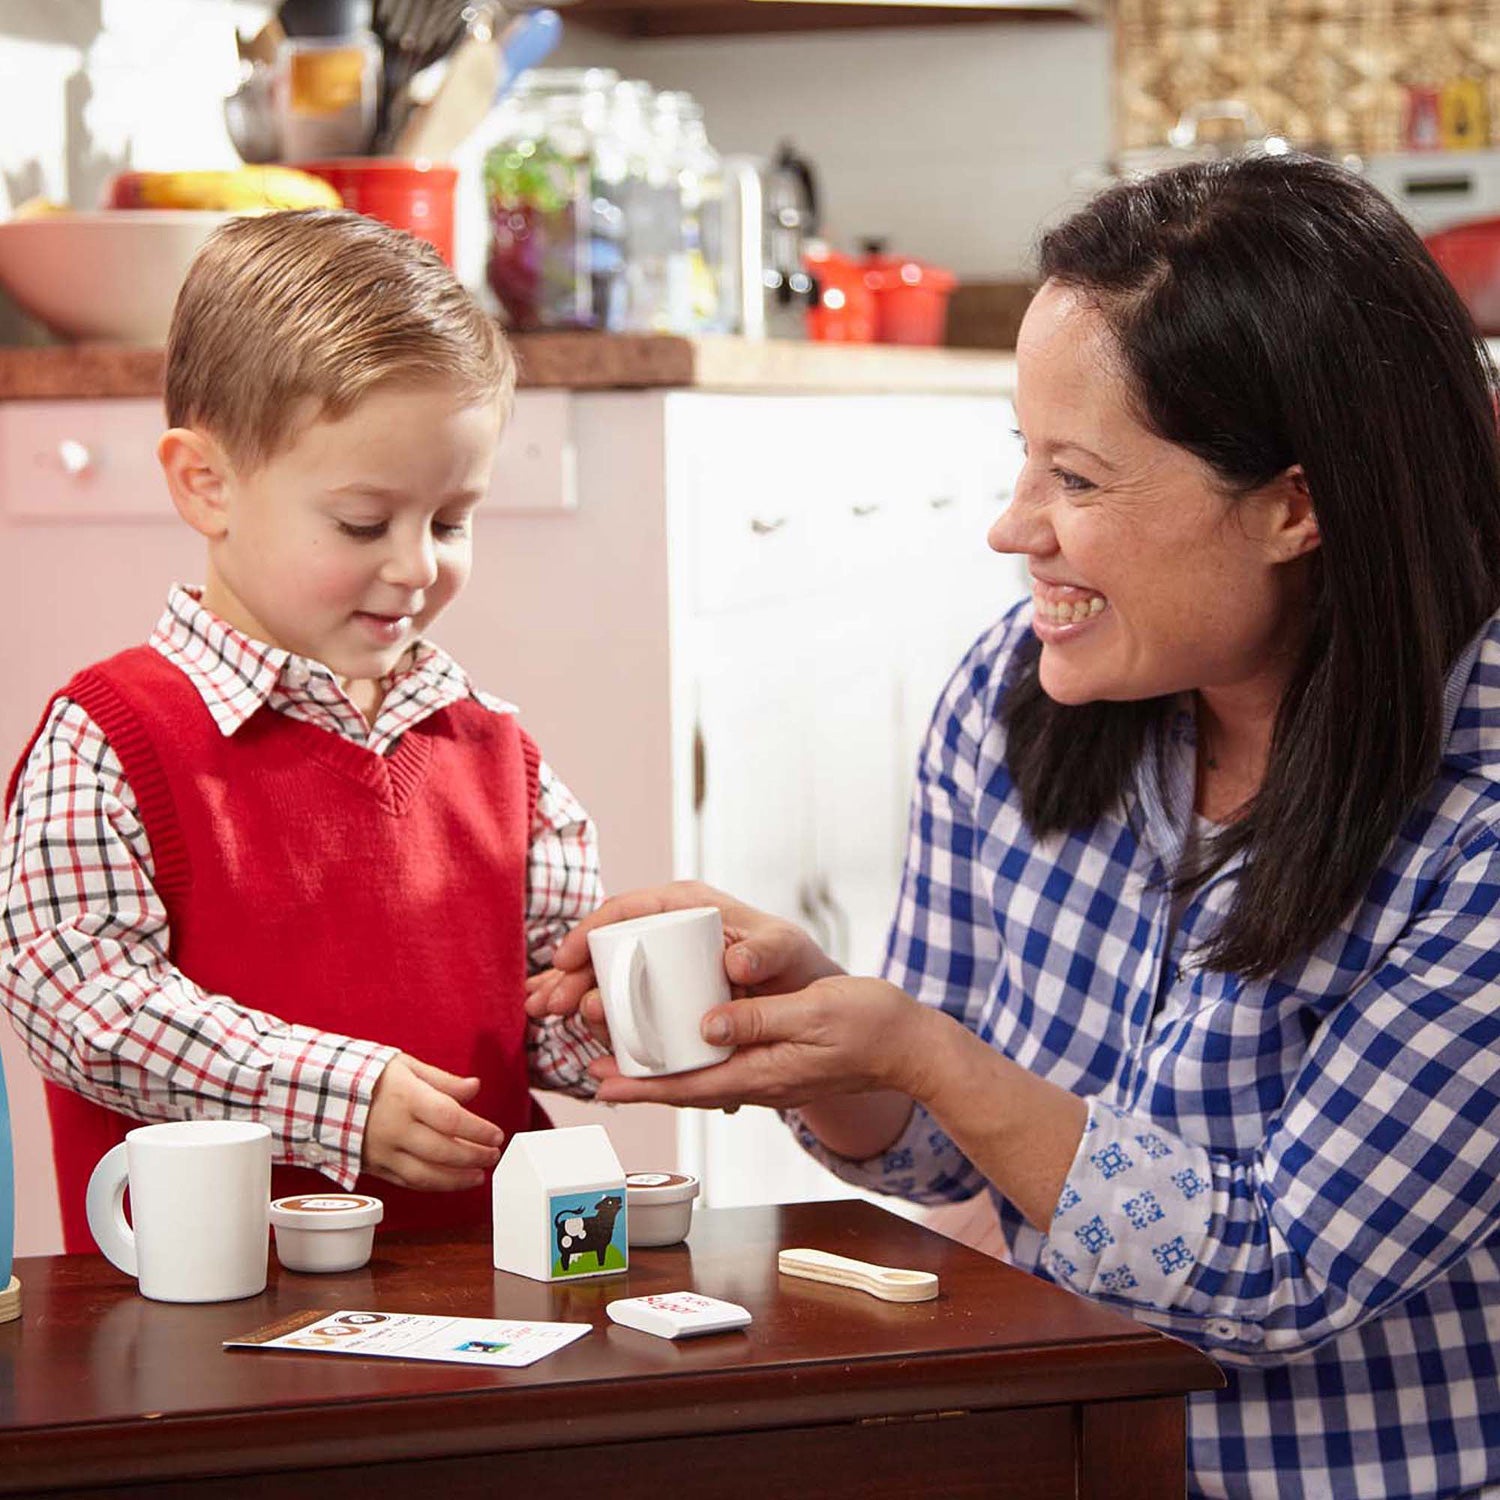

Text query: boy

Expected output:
[1,210,605,1252]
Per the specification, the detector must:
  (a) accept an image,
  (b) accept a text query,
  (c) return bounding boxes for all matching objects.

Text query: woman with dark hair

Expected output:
[534,156,1500,1498]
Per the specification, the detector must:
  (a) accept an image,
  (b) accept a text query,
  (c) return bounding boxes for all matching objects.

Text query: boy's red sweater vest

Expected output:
[6,646,544,1253]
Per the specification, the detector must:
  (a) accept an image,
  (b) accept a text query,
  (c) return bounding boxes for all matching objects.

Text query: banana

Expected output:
[107,168,342,213]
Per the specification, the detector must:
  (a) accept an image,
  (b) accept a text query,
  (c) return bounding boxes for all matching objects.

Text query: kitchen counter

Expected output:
[0,332,1017,402]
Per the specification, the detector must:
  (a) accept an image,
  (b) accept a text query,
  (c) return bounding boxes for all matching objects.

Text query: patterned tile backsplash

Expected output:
[1114,0,1500,157]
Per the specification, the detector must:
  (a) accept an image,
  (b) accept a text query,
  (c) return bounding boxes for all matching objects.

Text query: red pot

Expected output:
[861,252,957,347]
[297,158,458,266]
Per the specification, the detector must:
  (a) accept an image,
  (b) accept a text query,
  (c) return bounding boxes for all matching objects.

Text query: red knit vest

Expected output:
[6,646,544,1252]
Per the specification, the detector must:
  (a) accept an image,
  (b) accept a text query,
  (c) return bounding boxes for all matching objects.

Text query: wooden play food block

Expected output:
[492,1125,628,1283]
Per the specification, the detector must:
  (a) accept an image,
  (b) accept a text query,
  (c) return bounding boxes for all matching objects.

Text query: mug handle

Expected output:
[608,937,666,1073]
[85,1142,137,1278]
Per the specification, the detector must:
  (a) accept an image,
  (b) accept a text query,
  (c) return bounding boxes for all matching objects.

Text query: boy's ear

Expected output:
[1261,464,1321,564]
[158,427,234,538]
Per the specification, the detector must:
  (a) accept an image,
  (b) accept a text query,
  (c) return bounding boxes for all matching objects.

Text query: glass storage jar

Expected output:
[482,68,624,331]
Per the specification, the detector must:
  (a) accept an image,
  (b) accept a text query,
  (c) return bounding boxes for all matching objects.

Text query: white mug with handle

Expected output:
[587,907,735,1078]
[85,1119,272,1302]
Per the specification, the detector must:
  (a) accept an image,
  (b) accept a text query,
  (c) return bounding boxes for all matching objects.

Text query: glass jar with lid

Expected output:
[613,79,680,332]
[482,68,625,331]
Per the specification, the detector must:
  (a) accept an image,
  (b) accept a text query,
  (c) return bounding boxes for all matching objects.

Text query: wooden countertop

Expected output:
[0,333,1017,402]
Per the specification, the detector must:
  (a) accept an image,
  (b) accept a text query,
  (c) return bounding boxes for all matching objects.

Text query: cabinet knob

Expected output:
[928,495,956,511]
[850,502,881,518]
[57,439,92,477]
[749,516,788,537]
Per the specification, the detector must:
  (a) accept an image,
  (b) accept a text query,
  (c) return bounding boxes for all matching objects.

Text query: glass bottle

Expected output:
[613,79,678,332]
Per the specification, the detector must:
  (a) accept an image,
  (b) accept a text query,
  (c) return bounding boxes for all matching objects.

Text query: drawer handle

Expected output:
[58,439,93,477]
[850,502,882,518]
[928,495,956,510]
[749,516,788,537]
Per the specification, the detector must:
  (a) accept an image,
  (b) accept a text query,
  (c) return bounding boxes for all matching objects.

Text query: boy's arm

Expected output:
[1,699,395,1188]
[524,758,609,1095]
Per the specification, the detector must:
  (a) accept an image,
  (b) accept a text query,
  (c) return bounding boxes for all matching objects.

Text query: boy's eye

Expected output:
[336,519,387,540]
[433,519,471,540]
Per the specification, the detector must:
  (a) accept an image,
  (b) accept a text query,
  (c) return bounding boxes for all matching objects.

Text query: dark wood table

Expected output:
[0,1198,1222,1499]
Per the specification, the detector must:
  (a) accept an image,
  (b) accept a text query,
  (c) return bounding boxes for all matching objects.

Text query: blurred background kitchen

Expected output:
[3,0,1500,1262]
[4,1,1500,347]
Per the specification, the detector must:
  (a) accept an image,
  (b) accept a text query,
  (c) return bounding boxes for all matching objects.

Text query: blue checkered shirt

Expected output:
[790,602,1500,1500]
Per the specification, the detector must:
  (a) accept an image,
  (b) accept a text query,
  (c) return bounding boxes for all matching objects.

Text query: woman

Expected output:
[532,156,1500,1499]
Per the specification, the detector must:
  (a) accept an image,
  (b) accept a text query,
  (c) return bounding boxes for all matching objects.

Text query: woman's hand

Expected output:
[360,1053,505,1191]
[585,974,929,1112]
[525,881,843,1025]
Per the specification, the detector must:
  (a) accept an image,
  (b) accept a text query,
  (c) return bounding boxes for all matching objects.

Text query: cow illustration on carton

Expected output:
[493,1125,629,1282]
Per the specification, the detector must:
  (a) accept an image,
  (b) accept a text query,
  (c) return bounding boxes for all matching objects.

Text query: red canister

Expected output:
[861,248,957,347]
[298,158,458,266]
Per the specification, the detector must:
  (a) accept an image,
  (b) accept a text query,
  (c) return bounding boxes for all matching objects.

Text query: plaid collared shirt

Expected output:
[2,588,606,1188]
[791,602,1500,1500]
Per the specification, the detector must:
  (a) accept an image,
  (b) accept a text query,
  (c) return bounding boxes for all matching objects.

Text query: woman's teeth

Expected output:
[1036,594,1106,624]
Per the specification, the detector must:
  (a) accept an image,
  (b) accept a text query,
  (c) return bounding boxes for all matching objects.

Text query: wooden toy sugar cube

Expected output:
[492,1124,629,1283]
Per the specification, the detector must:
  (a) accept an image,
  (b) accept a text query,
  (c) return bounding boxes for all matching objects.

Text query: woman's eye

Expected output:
[1052,467,1096,494]
[336,519,387,540]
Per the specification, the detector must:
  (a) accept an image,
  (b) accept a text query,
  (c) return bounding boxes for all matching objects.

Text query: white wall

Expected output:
[617,22,1111,278]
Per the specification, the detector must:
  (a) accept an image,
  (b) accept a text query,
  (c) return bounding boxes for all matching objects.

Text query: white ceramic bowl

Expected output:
[270,1192,384,1273]
[0,210,235,344]
[625,1171,700,1247]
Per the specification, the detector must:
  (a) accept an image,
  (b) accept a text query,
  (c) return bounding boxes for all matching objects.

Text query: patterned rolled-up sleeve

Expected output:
[1045,828,1500,1365]
[0,700,393,1188]
[785,626,1012,1203]
[523,756,608,1095]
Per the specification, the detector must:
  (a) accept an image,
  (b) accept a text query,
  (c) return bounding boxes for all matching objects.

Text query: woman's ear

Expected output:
[1263,464,1321,563]
[158,427,233,538]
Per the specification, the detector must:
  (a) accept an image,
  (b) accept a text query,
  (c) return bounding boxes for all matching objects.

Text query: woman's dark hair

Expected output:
[1003,154,1500,978]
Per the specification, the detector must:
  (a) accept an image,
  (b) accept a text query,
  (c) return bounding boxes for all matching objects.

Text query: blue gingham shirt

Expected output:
[792,602,1500,1500]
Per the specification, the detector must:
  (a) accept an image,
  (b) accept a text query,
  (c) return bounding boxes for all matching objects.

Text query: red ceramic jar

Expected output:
[298,158,458,266]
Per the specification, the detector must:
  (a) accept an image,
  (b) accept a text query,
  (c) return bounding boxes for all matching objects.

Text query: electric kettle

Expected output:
[719,141,820,339]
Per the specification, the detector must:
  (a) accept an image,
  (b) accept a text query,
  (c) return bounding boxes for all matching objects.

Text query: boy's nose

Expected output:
[382,529,439,588]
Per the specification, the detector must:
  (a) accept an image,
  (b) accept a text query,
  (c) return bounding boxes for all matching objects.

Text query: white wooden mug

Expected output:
[587,907,735,1078]
[85,1120,272,1302]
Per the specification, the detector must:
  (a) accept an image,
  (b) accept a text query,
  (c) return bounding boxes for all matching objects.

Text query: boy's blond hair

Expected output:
[166,209,515,470]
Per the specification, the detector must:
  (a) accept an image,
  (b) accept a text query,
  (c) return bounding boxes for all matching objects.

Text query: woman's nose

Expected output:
[381,529,438,588]
[987,467,1052,557]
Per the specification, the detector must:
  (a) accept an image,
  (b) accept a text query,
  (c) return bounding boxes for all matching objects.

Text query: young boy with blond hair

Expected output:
[1,210,605,1252]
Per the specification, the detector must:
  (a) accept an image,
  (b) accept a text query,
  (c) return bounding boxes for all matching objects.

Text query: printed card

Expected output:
[224,1308,591,1367]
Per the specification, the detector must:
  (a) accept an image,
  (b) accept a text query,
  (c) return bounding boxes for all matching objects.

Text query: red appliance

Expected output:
[298,158,458,266]
[1424,216,1500,335]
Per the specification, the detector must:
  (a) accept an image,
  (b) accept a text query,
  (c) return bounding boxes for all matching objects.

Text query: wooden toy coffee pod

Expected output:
[270,1193,383,1273]
[0,1275,19,1323]
[625,1172,700,1247]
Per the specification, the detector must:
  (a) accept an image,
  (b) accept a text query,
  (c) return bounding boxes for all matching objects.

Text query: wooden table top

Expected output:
[0,1199,1221,1494]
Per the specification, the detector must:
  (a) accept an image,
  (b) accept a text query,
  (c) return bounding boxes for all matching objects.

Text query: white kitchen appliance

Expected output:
[1362,149,1500,234]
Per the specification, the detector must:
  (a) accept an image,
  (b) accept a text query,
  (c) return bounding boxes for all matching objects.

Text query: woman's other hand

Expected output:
[524,881,843,1022]
[360,1053,505,1191]
[586,974,928,1113]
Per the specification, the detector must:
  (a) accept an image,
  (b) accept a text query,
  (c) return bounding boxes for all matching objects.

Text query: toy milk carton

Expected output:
[493,1125,628,1283]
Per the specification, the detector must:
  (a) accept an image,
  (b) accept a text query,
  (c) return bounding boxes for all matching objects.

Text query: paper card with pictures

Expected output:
[224,1309,591,1368]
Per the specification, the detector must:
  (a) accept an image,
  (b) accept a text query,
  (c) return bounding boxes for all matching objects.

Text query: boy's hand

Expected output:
[361,1054,505,1191]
